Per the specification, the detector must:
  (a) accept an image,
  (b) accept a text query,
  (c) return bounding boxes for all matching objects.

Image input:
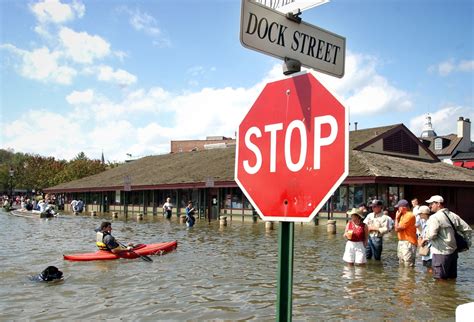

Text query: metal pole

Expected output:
[277,221,294,322]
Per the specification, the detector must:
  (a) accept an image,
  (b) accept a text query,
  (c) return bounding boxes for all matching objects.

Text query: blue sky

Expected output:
[1,0,473,162]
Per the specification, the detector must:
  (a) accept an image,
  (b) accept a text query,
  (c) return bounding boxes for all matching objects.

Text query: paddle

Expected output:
[118,242,153,262]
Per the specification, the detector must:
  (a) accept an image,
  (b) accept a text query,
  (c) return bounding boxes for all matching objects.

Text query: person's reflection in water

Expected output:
[341,265,366,321]
[393,265,417,308]
[342,265,364,280]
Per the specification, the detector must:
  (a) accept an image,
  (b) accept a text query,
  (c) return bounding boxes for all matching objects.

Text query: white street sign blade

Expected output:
[241,0,345,78]
[255,0,330,14]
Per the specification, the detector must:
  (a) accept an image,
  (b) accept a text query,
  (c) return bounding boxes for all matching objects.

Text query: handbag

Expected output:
[443,211,469,253]
[418,244,430,256]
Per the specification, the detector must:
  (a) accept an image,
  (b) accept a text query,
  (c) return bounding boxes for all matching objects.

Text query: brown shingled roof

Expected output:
[46,125,474,192]
[420,134,462,156]
[46,148,236,192]
[349,150,474,185]
[349,124,399,150]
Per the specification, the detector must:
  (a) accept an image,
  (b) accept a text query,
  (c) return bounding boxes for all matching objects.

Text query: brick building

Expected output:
[171,136,235,153]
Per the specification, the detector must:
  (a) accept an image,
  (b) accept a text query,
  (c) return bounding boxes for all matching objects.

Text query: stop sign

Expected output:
[235,73,348,222]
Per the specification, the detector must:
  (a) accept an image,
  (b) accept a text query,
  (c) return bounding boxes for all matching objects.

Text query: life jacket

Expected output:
[96,231,110,251]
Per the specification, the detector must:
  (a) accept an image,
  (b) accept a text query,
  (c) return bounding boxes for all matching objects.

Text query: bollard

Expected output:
[136,213,143,220]
[265,221,274,230]
[219,216,227,227]
[180,215,187,224]
[112,212,119,218]
[252,210,258,223]
[327,220,337,234]
[90,211,96,217]
[314,216,319,226]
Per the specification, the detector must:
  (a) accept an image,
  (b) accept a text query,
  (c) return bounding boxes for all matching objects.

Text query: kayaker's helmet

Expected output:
[39,266,63,282]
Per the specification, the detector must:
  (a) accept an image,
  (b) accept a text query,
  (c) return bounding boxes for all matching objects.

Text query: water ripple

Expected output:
[0,210,473,320]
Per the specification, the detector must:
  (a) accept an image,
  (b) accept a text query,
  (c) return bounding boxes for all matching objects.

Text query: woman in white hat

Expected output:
[343,208,369,265]
[417,205,432,272]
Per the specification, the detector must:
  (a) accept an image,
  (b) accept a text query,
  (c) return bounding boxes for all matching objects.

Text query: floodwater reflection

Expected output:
[0,210,472,320]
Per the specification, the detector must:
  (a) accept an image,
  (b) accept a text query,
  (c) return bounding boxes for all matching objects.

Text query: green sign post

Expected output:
[276,221,294,321]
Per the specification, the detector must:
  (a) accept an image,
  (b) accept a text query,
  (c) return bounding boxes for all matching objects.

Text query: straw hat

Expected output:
[346,208,363,218]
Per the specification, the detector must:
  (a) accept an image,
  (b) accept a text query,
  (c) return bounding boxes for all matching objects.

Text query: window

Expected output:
[115,190,121,204]
[180,190,192,208]
[332,185,348,212]
[221,188,232,209]
[388,185,405,210]
[231,187,243,208]
[377,184,388,207]
[365,185,377,204]
[383,130,419,155]
[434,138,443,150]
[243,193,253,209]
[349,185,364,208]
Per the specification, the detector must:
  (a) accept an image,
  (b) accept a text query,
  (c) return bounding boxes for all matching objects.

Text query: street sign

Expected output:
[255,0,330,14]
[235,72,348,222]
[240,0,345,78]
[205,177,215,187]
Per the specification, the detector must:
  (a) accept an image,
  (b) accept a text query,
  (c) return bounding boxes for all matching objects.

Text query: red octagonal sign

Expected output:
[235,73,348,222]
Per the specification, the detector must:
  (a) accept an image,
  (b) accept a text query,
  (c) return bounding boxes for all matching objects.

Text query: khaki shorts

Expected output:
[397,240,417,267]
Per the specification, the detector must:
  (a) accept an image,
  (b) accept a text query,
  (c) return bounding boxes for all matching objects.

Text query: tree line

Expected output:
[0,149,120,194]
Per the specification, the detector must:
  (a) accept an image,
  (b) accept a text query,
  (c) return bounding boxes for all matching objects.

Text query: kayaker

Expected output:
[95,222,134,254]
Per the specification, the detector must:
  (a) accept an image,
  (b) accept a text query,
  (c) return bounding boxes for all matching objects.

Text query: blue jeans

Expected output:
[366,236,383,260]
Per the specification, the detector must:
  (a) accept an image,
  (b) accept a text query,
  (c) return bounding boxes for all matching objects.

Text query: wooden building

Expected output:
[45,124,474,224]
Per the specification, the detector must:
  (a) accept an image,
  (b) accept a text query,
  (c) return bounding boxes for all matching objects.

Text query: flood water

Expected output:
[1,209,473,320]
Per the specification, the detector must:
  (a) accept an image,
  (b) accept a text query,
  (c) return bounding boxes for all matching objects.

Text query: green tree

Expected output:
[0,149,113,194]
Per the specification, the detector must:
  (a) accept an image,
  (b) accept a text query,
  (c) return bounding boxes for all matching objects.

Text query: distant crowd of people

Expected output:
[1,193,61,218]
[342,195,472,280]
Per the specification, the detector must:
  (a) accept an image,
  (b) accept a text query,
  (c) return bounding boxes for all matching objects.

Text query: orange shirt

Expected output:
[397,211,417,245]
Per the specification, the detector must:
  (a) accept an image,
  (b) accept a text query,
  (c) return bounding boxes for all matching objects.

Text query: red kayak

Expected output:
[63,241,177,261]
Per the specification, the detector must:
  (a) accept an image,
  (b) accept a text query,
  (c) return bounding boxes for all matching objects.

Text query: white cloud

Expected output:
[30,0,85,38]
[129,9,161,36]
[186,65,217,87]
[66,89,94,105]
[0,51,429,161]
[458,60,474,72]
[88,120,134,143]
[119,7,171,47]
[428,59,474,76]
[30,0,84,24]
[187,66,205,77]
[314,52,413,115]
[59,27,110,64]
[97,65,137,86]
[1,44,77,84]
[409,106,474,138]
[71,1,85,18]
[2,109,84,160]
